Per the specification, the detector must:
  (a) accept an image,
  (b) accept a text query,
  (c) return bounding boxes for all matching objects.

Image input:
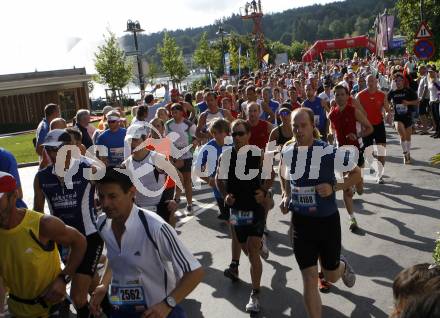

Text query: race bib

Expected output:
[314,115,320,127]
[292,186,317,210]
[395,104,407,115]
[230,209,254,226]
[109,284,147,314]
[110,147,124,160]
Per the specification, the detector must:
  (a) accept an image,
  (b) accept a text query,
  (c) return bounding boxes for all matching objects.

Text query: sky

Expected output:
[0,0,334,75]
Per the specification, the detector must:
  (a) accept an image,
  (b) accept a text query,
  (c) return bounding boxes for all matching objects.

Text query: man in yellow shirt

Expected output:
[0,172,86,318]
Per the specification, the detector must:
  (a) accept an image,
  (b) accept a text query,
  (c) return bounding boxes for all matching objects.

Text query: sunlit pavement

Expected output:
[17,127,440,317]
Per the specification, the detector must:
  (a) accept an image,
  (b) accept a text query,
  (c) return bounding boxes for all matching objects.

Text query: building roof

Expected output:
[0,68,93,93]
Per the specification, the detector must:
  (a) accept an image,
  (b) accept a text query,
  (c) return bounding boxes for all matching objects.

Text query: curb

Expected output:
[18,162,39,168]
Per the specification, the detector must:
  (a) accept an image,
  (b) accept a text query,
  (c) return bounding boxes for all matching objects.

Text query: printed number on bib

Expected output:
[395,104,407,115]
[292,186,317,209]
[110,284,146,306]
[230,210,254,226]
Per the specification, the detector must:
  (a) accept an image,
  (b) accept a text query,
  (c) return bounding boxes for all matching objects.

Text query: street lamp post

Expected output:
[125,20,145,92]
[216,26,228,75]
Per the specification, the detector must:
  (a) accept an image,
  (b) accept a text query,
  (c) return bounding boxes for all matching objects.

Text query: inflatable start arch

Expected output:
[302,36,376,62]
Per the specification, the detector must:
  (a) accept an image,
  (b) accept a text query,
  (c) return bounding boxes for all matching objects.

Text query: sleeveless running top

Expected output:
[249,120,270,149]
[0,210,61,317]
[328,100,361,149]
[282,139,338,218]
[37,159,97,236]
[203,109,225,129]
[276,125,292,146]
[357,89,385,125]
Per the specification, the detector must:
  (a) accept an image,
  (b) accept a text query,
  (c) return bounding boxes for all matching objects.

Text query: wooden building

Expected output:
[0,68,92,133]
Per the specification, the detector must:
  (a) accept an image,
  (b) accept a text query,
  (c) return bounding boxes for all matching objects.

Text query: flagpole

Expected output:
[238,44,242,79]
[385,9,389,56]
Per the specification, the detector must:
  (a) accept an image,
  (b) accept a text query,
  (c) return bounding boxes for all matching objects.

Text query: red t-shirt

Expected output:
[328,100,360,149]
[357,90,385,125]
[249,120,270,150]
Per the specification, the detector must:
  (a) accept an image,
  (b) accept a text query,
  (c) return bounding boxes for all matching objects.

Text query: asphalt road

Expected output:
[15,127,440,318]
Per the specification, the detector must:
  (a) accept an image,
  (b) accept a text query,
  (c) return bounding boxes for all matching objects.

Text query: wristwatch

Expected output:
[58,273,71,284]
[332,184,338,193]
[164,296,177,309]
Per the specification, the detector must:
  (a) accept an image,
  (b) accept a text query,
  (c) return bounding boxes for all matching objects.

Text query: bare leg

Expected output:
[301,266,322,318]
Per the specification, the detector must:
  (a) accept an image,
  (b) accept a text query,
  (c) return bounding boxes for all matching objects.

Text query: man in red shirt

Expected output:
[329,85,373,232]
[356,75,392,184]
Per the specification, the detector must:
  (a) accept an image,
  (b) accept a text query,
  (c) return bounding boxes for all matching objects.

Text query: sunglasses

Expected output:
[279,111,291,117]
[232,131,246,138]
[44,146,61,152]
[108,120,118,124]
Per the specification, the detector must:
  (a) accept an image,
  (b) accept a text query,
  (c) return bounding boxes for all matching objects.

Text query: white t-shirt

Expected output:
[318,91,334,103]
[428,80,440,102]
[165,119,196,159]
[123,152,166,207]
[97,206,201,309]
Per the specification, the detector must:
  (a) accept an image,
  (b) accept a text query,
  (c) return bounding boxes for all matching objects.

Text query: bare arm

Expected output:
[354,108,374,137]
[269,127,279,143]
[223,109,235,123]
[321,98,330,112]
[39,215,87,277]
[261,102,275,123]
[33,175,45,212]
[196,113,210,139]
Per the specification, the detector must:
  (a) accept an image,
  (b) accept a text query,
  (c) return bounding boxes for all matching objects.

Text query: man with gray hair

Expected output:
[75,109,93,149]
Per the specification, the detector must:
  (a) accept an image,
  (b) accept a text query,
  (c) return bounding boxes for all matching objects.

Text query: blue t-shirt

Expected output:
[281,140,340,218]
[0,148,27,208]
[303,97,327,133]
[260,100,280,124]
[196,101,208,114]
[96,128,127,167]
[198,139,232,199]
[35,118,49,147]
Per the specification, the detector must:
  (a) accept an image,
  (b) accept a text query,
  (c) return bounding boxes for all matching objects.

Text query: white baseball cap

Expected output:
[42,129,71,148]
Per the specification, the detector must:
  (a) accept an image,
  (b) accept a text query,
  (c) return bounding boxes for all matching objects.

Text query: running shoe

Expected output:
[349,218,358,232]
[377,177,385,184]
[260,236,269,260]
[406,153,412,164]
[340,255,356,288]
[318,272,332,293]
[224,265,239,282]
[245,291,261,313]
[185,204,193,216]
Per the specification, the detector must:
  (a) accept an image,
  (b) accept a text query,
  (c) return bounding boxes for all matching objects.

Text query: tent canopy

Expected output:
[302,36,376,62]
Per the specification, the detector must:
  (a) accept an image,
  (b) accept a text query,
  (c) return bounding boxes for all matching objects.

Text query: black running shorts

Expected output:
[363,122,387,147]
[292,212,341,271]
[233,205,265,244]
[76,232,104,276]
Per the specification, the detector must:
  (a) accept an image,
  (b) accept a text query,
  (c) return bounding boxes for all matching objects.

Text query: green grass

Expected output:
[0,114,134,164]
[0,132,38,164]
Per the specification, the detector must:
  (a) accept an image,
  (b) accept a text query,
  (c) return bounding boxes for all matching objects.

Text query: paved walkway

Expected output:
[16,127,440,317]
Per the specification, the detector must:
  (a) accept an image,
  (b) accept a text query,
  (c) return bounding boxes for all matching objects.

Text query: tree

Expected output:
[146,60,159,83]
[94,30,132,93]
[157,32,189,86]
[396,0,440,59]
[194,32,221,73]
[291,41,308,61]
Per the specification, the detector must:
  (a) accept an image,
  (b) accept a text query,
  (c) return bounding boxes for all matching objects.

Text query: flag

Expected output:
[262,53,269,65]
[378,14,395,53]
[238,44,242,78]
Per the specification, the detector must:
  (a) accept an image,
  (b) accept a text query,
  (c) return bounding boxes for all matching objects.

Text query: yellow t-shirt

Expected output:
[0,210,61,318]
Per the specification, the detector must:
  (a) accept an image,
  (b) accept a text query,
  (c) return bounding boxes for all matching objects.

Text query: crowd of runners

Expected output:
[0,54,439,318]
